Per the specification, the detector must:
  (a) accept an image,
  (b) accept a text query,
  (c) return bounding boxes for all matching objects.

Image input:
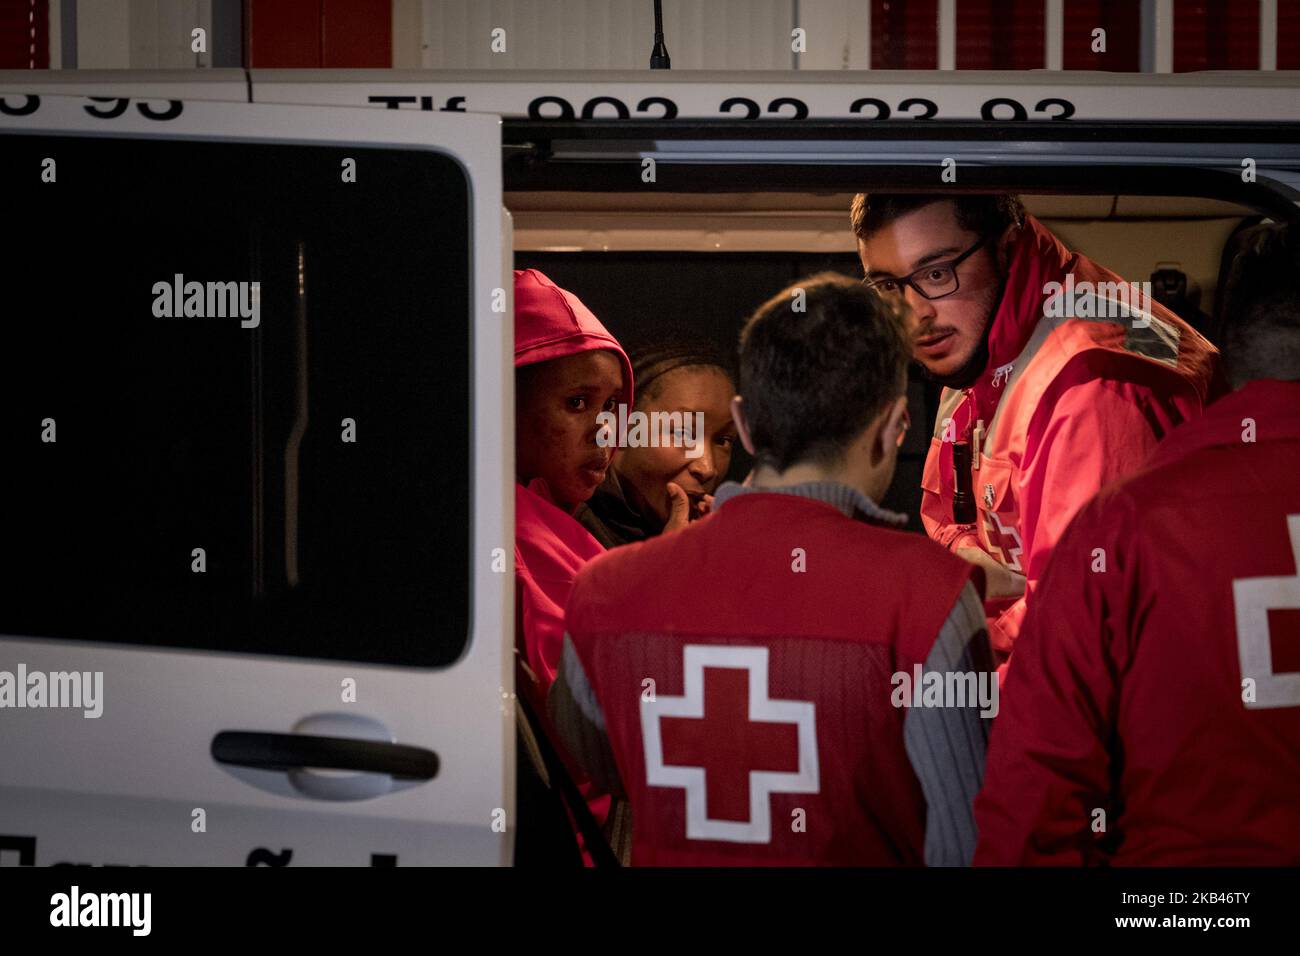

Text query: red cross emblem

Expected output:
[641,645,819,844]
[1234,514,1300,709]
[982,510,1024,572]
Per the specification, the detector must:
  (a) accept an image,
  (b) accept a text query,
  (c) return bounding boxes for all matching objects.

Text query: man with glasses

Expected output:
[852,195,1222,666]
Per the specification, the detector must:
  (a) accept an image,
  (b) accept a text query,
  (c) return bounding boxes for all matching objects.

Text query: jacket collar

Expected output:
[955,216,1075,427]
[713,479,909,527]
[575,468,660,547]
[986,214,1075,375]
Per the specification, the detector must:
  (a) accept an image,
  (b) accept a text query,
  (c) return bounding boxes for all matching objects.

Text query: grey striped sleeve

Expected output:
[902,581,995,867]
[547,635,626,798]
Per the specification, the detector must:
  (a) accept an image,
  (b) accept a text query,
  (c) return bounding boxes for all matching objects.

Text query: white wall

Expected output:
[72,0,211,68]
[402,0,799,70]
[396,0,881,71]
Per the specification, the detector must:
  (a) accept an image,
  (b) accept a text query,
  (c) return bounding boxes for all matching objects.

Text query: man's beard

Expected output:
[916,289,1002,391]
[919,323,991,390]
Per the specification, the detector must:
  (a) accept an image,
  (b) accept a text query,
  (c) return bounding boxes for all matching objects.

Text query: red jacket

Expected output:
[921,217,1222,659]
[564,490,977,865]
[515,479,606,700]
[974,378,1300,865]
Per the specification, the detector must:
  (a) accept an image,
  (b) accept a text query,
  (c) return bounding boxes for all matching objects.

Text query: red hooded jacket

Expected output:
[921,216,1223,660]
[512,268,632,848]
[513,268,632,701]
[974,379,1300,865]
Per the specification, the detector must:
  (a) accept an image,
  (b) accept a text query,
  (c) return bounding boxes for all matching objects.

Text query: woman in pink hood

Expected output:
[513,269,632,860]
[513,269,633,703]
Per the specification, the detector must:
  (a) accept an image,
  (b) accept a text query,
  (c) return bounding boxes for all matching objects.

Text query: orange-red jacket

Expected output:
[921,216,1223,660]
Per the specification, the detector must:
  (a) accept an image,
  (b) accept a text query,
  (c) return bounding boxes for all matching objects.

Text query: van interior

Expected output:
[514,192,1263,532]
[510,188,1269,862]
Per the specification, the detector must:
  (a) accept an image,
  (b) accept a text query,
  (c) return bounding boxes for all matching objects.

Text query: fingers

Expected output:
[663,482,691,533]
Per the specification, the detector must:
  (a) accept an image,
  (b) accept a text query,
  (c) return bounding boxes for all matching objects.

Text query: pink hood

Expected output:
[514,268,633,406]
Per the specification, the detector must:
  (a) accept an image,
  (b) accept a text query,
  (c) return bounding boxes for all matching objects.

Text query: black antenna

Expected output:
[650,0,671,69]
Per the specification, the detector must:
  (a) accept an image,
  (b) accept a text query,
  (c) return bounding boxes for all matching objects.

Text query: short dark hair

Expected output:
[625,331,736,409]
[1219,221,1300,387]
[737,272,909,470]
[850,193,1024,242]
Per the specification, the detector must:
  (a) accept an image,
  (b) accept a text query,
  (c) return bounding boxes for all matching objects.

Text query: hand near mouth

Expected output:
[663,482,692,534]
[691,489,712,520]
[664,484,715,533]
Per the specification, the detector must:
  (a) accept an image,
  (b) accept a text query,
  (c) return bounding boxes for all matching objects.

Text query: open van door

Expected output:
[0,94,514,865]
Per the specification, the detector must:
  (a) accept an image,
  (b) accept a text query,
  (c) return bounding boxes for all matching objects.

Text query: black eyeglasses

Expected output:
[862,234,991,301]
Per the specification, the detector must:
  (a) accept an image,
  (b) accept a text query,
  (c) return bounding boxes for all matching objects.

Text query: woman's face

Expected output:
[516,350,624,510]
[616,366,738,526]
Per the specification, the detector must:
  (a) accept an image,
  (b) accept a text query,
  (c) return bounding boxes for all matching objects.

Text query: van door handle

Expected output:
[211,731,439,781]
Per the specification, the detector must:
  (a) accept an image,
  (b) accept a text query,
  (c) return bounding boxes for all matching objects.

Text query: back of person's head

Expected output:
[738,272,910,470]
[1219,222,1300,388]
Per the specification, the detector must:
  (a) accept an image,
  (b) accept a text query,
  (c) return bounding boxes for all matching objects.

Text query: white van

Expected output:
[1,69,1298,866]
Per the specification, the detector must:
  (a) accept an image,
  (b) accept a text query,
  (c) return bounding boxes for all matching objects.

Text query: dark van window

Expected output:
[1,135,471,667]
